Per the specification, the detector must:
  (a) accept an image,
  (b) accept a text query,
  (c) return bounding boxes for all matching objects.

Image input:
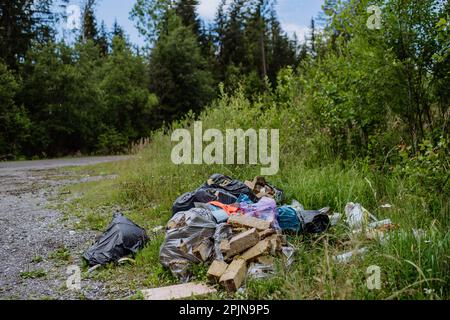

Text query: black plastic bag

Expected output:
[204,174,258,202]
[83,213,148,267]
[299,208,331,234]
[172,188,237,216]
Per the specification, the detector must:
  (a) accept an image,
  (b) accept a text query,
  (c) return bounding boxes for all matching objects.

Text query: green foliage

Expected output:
[96,128,129,155]
[0,62,30,157]
[149,24,215,124]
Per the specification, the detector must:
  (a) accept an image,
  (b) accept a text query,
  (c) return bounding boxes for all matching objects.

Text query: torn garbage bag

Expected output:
[160,208,218,282]
[172,188,237,216]
[83,213,148,267]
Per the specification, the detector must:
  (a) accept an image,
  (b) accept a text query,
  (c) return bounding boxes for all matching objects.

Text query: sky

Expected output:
[65,0,324,46]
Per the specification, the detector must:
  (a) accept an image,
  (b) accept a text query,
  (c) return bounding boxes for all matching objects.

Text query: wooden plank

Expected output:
[220,240,231,254]
[228,215,271,231]
[257,255,275,266]
[141,283,217,300]
[258,229,275,239]
[207,260,229,283]
[266,234,282,255]
[193,242,211,262]
[219,258,248,293]
[226,228,260,259]
[240,240,271,262]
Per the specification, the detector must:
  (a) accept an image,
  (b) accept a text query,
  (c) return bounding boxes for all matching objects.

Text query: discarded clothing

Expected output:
[237,194,254,204]
[209,201,240,216]
[83,213,148,267]
[204,174,258,202]
[172,188,237,216]
[160,208,218,282]
[239,197,280,229]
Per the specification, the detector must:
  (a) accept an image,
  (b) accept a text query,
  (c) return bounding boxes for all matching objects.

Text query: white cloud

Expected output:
[282,23,310,42]
[198,0,221,21]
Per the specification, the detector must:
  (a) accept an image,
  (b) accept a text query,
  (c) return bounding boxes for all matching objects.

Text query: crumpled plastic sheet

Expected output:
[248,263,276,279]
[247,243,297,280]
[160,208,217,282]
[239,197,280,230]
[213,223,233,261]
[282,244,296,268]
[344,202,378,230]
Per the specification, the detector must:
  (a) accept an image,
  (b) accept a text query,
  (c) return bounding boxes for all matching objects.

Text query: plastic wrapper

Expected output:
[83,213,148,267]
[239,197,280,229]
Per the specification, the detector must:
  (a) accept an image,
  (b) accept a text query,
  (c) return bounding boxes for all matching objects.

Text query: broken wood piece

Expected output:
[193,242,211,262]
[220,240,231,254]
[240,240,271,262]
[141,283,217,300]
[228,215,271,231]
[266,234,282,254]
[258,229,276,239]
[226,228,260,259]
[207,260,229,283]
[219,258,247,293]
[257,255,275,265]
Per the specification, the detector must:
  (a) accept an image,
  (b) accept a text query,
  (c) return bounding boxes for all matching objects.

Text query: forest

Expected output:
[0,0,444,160]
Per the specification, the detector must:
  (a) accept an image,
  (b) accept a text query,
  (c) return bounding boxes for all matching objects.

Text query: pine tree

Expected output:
[174,0,200,36]
[149,24,214,124]
[97,21,109,56]
[0,0,56,69]
[81,0,98,42]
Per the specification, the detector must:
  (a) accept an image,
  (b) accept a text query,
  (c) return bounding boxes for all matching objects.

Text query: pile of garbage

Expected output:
[159,174,331,292]
[82,173,397,297]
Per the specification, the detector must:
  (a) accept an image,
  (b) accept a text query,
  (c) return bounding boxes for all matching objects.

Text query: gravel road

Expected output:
[0,156,129,300]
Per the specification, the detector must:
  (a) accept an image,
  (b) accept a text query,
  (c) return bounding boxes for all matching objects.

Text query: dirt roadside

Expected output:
[0,156,129,300]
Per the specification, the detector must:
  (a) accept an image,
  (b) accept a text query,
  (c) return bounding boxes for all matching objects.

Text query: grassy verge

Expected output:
[56,93,448,300]
[56,140,449,300]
